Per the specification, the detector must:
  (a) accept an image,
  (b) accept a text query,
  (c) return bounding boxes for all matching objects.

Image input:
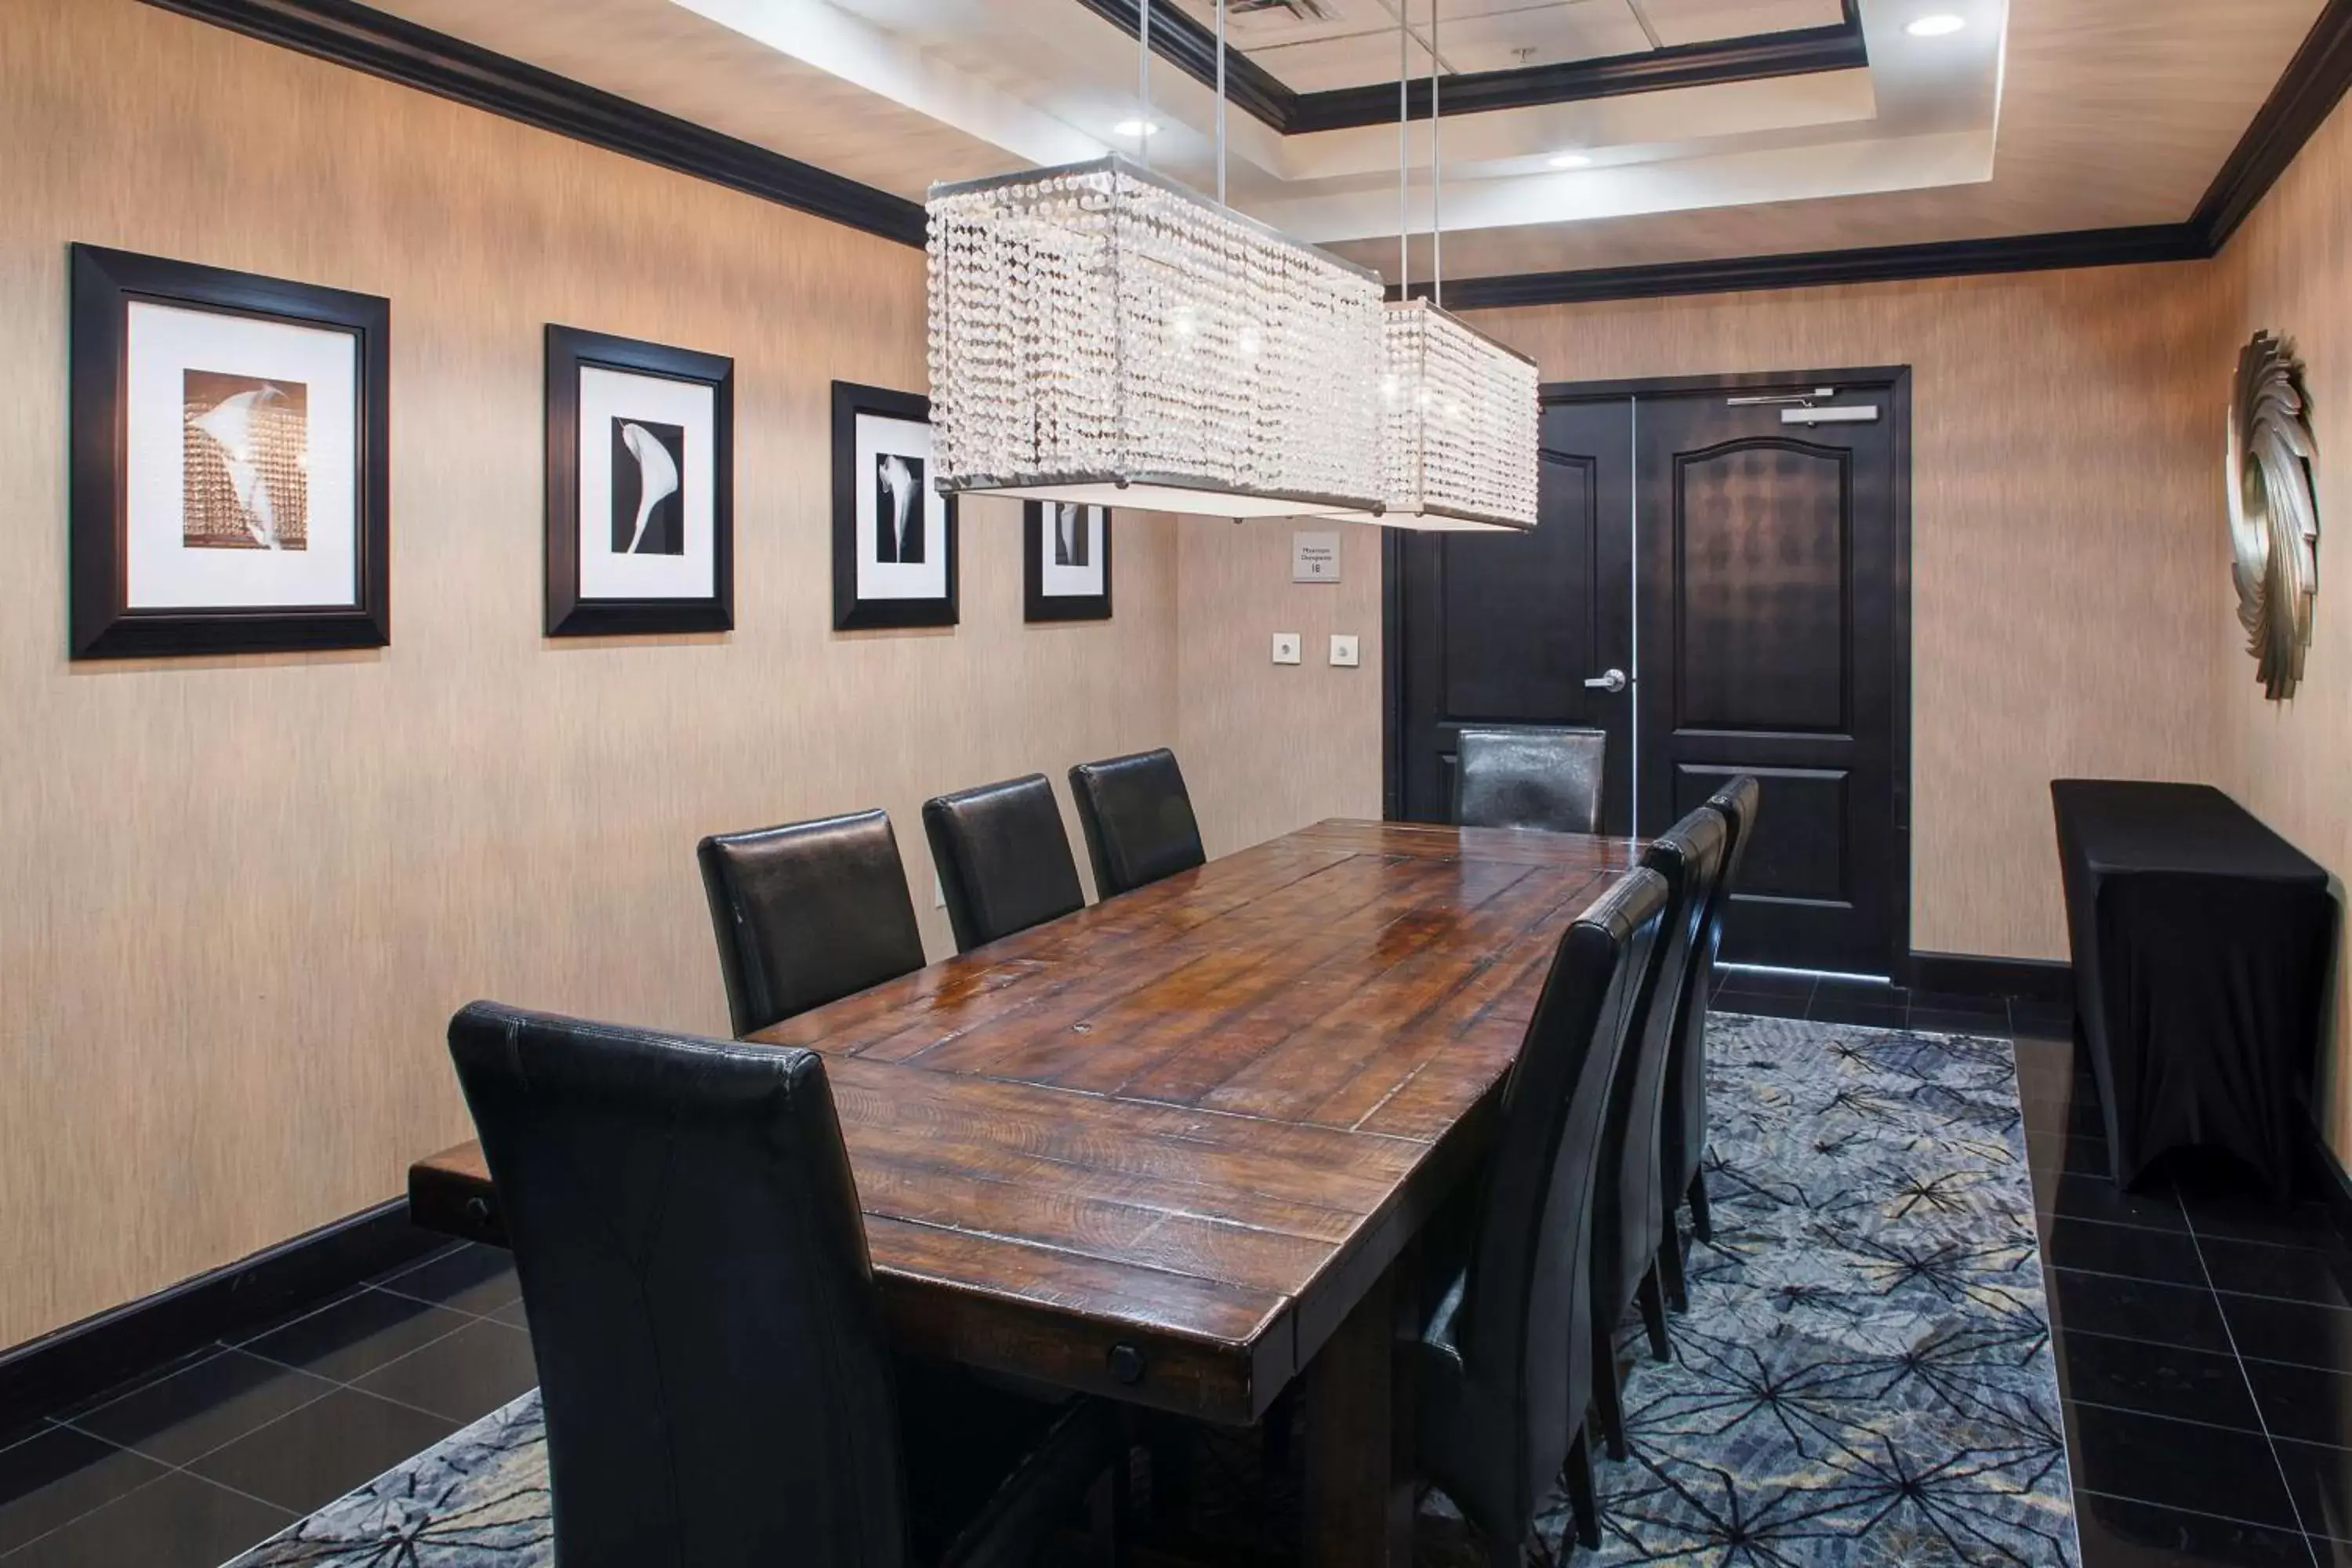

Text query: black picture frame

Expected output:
[832,380,958,630]
[544,324,735,637]
[1023,502,1114,622]
[69,244,391,659]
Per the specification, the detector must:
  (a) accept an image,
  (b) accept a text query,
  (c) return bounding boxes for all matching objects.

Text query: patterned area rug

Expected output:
[227,1015,2074,1567]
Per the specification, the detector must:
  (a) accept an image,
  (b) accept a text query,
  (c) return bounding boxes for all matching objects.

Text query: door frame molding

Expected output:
[1381,363,1914,973]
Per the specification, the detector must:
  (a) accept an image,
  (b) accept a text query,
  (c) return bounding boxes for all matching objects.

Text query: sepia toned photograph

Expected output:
[69,245,387,659]
[182,369,310,551]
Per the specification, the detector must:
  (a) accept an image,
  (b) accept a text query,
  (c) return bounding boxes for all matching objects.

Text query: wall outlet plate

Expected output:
[1329,633,1360,668]
[1272,632,1301,665]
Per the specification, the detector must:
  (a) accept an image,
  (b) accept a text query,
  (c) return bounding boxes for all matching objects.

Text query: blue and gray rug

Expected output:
[229,1015,2074,1566]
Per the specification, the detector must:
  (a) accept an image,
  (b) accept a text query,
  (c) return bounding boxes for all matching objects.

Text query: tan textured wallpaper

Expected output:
[1185,267,2238,966]
[0,0,1178,1348]
[2212,87,2352,1159]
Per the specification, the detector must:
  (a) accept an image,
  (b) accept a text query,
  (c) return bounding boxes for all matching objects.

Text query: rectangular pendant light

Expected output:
[926,154,1388,518]
[1329,299,1541,533]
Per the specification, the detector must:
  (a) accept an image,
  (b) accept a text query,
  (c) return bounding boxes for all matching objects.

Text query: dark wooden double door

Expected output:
[1388,371,1911,976]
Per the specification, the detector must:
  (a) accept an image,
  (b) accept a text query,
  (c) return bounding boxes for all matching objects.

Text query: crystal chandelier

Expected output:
[925,1,1387,518]
[1329,2,1539,533]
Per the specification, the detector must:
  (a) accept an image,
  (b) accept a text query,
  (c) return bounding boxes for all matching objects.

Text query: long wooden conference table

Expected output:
[408,818,1637,1564]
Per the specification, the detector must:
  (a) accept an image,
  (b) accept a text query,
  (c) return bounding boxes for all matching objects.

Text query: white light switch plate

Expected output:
[1329,633,1360,668]
[1272,632,1301,665]
[932,873,946,909]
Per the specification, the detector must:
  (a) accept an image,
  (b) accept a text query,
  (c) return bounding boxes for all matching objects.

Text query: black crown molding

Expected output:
[1287,25,1867,135]
[140,0,927,248]
[1073,0,1868,136]
[2191,0,2352,248]
[1410,224,2210,310]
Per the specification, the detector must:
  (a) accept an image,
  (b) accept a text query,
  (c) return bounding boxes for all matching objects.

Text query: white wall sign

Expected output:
[1292,530,1341,583]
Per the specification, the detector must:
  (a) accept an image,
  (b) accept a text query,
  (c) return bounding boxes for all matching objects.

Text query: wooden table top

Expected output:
[409,819,1636,1423]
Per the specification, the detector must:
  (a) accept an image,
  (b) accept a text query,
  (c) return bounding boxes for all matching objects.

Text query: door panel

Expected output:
[1637,385,1904,975]
[1673,442,1851,734]
[1394,397,1634,832]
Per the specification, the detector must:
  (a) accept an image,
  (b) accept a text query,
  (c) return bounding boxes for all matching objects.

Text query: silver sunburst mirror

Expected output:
[2228,331,2321,701]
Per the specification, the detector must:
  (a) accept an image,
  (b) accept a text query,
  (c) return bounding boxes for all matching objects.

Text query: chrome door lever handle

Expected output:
[1584,668,1629,694]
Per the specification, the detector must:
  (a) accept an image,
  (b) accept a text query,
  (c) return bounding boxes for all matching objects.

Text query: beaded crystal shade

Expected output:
[1330,299,1539,532]
[927,155,1387,518]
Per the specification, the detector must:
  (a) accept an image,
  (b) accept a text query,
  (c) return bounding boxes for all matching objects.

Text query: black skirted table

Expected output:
[2051,780,2336,1198]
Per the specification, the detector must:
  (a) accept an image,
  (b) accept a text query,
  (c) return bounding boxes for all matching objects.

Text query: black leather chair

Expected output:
[697,809,927,1037]
[922,775,1087,954]
[1453,726,1608,837]
[1412,866,1669,1566]
[447,1002,1123,1568]
[1661,775,1759,1269]
[1067,749,1206,898]
[1588,806,1728,1461]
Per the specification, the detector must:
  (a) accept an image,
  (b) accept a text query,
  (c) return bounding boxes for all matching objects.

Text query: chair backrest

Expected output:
[1456,865,1668,1529]
[922,774,1087,954]
[1593,807,1728,1318]
[1454,725,1607,836]
[696,809,927,1036]
[1663,775,1761,1194]
[448,1003,912,1568]
[1067,748,1207,898]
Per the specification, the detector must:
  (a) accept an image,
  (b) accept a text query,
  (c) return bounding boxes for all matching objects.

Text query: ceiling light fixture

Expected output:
[1112,118,1160,138]
[1904,13,1965,36]
[1322,0,1539,533]
[1548,151,1592,169]
[925,0,1387,519]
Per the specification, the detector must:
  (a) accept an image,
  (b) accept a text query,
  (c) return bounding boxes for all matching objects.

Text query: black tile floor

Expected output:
[5,983,2349,1566]
[0,1243,535,1566]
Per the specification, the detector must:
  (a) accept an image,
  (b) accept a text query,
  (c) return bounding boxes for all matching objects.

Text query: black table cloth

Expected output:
[2051,780,2336,1198]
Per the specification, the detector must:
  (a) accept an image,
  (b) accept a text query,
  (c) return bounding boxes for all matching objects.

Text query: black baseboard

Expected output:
[0,1199,444,1417]
[1905,951,2074,1005]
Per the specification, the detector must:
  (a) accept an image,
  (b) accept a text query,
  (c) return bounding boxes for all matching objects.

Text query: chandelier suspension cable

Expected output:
[1430,0,1443,306]
[1217,0,1229,204]
[1138,0,1151,169]
[1397,2,1409,294]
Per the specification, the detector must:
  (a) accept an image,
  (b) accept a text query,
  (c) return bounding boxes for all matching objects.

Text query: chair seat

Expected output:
[899,1359,1123,1568]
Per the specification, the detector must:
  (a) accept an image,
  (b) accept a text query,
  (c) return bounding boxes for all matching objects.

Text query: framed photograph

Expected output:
[545,325,733,636]
[1024,502,1112,622]
[832,381,957,630]
[69,245,390,659]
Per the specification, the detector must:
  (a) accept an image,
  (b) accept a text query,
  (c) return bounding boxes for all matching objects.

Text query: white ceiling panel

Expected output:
[1246,31,1437,89]
[1434,1,1655,74]
[1632,0,1845,47]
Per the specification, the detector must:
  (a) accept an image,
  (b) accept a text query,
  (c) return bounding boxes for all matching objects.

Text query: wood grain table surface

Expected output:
[409,819,1638,1559]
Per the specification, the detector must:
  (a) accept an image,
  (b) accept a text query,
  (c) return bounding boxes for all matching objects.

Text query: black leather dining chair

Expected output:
[1661,775,1760,1264]
[1067,749,1206,898]
[697,809,927,1037]
[1411,866,1669,1566]
[922,775,1087,954]
[448,1003,1122,1568]
[1453,725,1609,837]
[1588,805,1727,1461]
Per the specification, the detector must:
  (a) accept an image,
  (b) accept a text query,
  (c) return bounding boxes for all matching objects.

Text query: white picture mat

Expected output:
[1040,506,1106,597]
[855,412,949,602]
[124,301,359,610]
[576,366,717,601]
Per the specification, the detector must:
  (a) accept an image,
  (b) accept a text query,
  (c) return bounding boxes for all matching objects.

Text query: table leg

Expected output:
[1302,1259,1415,1568]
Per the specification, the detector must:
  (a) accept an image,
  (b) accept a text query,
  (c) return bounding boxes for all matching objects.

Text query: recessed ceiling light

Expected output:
[1113,118,1160,138]
[1548,151,1592,169]
[1904,13,1965,36]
